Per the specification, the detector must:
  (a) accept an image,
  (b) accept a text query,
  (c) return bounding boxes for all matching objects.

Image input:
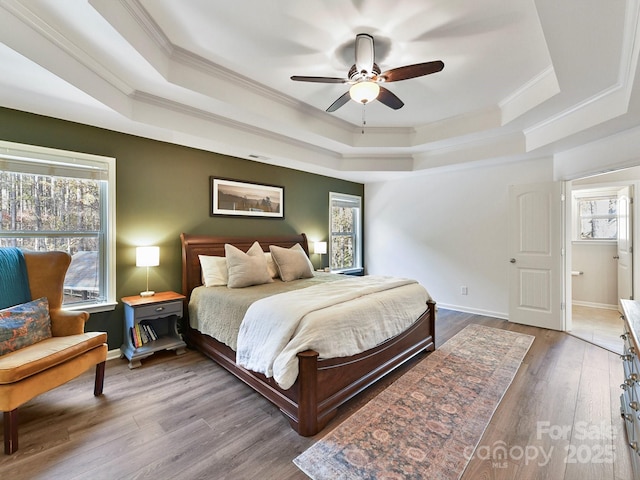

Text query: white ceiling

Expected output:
[1,0,639,182]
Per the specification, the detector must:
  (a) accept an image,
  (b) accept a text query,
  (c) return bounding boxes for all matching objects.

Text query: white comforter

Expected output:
[236,275,430,389]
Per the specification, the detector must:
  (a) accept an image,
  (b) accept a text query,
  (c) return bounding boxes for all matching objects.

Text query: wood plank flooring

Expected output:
[0,309,633,480]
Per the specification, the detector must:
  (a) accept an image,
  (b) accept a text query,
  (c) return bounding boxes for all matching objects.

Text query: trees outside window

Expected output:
[578,196,617,240]
[572,188,619,241]
[329,192,362,272]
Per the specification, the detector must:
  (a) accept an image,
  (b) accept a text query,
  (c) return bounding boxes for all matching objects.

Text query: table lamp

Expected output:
[314,241,327,270]
[136,246,159,297]
[314,241,327,255]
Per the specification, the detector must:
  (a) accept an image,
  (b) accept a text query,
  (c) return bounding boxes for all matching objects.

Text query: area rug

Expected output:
[293,324,534,480]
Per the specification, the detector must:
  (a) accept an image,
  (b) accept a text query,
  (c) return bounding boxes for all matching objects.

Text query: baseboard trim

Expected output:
[438,302,620,320]
[437,303,508,320]
[572,301,618,310]
[107,349,122,361]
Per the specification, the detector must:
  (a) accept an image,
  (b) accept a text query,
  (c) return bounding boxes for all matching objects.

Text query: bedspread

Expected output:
[236,275,430,389]
[188,273,340,350]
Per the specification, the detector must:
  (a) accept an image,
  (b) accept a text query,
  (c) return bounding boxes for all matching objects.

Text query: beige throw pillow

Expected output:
[199,255,228,286]
[269,243,314,282]
[225,241,273,288]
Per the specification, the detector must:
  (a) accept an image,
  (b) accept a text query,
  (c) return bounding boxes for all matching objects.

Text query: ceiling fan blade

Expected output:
[326,92,351,112]
[379,60,444,82]
[354,33,374,75]
[290,75,348,84]
[377,86,404,110]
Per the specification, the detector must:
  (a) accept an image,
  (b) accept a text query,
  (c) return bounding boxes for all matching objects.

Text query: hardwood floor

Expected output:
[0,309,633,480]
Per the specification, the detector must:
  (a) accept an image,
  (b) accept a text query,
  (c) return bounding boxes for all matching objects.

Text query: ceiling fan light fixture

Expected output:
[291,33,443,112]
[349,81,380,104]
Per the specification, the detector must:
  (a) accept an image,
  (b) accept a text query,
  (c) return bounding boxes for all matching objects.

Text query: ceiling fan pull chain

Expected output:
[362,104,366,134]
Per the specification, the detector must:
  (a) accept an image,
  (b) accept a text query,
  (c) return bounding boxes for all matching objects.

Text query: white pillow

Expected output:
[269,243,314,282]
[225,241,273,288]
[199,255,228,286]
[265,252,279,278]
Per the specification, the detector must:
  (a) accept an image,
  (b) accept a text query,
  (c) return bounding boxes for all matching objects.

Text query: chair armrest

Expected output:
[50,308,90,336]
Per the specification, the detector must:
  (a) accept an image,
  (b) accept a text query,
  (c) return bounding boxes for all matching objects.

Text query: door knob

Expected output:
[510,258,516,263]
[614,255,620,259]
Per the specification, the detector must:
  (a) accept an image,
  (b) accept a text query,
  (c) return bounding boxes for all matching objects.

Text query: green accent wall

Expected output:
[0,107,364,350]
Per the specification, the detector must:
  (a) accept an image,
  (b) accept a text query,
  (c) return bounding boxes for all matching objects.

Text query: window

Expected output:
[0,140,116,311]
[573,189,618,241]
[329,192,362,273]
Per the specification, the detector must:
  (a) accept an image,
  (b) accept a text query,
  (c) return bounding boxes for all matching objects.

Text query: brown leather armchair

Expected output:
[0,251,107,454]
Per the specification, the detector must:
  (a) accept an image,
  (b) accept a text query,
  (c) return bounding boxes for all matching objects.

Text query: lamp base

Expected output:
[140,290,155,297]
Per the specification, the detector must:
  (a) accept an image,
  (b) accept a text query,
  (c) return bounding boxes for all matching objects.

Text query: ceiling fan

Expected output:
[291,33,444,112]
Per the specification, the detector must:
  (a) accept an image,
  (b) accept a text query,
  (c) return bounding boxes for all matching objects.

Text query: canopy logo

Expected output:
[464,421,618,468]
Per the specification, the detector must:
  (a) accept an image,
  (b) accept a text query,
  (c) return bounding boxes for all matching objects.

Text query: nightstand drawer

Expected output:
[134,301,182,320]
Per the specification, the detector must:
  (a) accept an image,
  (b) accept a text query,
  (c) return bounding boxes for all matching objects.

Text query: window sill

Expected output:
[65,301,118,314]
[572,240,617,246]
[332,268,365,276]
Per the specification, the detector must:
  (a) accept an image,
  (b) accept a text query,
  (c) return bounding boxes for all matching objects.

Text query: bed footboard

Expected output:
[295,300,435,435]
[184,299,435,436]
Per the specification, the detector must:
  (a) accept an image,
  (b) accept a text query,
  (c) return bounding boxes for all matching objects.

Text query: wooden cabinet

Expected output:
[120,291,187,369]
[620,299,640,476]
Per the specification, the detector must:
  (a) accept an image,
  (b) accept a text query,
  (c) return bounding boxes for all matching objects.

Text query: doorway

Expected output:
[568,169,638,353]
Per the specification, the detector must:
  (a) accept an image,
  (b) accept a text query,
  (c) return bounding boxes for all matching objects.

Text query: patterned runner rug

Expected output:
[294,324,534,480]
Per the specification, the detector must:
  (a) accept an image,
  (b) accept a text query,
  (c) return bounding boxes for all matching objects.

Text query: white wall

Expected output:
[365,157,554,319]
[571,243,618,308]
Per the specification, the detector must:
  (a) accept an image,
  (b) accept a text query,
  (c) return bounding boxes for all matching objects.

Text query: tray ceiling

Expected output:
[0,0,639,182]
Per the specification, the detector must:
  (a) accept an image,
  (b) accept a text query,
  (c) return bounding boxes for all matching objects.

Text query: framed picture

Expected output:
[210,177,284,218]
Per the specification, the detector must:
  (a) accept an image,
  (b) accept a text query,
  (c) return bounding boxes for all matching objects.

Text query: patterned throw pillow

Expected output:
[0,297,52,355]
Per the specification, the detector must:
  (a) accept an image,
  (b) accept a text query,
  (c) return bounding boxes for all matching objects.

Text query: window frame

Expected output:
[571,187,619,244]
[0,140,117,313]
[329,191,363,274]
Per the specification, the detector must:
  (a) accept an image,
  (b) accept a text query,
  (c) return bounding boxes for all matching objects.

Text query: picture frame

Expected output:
[210,177,284,218]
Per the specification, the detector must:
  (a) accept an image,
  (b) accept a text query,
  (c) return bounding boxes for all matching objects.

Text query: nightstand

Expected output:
[120,291,187,369]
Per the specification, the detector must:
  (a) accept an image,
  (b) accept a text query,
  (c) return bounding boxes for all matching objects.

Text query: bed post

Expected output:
[296,350,319,436]
[428,299,436,348]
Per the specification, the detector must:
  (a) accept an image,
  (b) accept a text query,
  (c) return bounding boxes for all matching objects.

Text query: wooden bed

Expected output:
[180,232,436,436]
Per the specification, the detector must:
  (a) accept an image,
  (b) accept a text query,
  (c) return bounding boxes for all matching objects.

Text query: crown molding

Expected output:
[131,91,342,159]
[499,66,560,124]
[0,0,133,98]
[108,0,173,56]
[524,0,640,150]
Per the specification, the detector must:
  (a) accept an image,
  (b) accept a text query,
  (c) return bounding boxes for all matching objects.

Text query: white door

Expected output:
[617,185,633,310]
[508,182,565,330]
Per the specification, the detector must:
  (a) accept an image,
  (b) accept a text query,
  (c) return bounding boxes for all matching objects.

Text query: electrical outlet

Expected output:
[461,285,468,295]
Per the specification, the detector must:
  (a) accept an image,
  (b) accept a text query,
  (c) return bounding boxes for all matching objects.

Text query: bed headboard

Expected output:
[180,232,309,300]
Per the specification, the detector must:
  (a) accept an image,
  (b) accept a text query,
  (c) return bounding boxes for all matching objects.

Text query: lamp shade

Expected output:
[314,241,327,255]
[136,246,159,267]
[349,81,380,104]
